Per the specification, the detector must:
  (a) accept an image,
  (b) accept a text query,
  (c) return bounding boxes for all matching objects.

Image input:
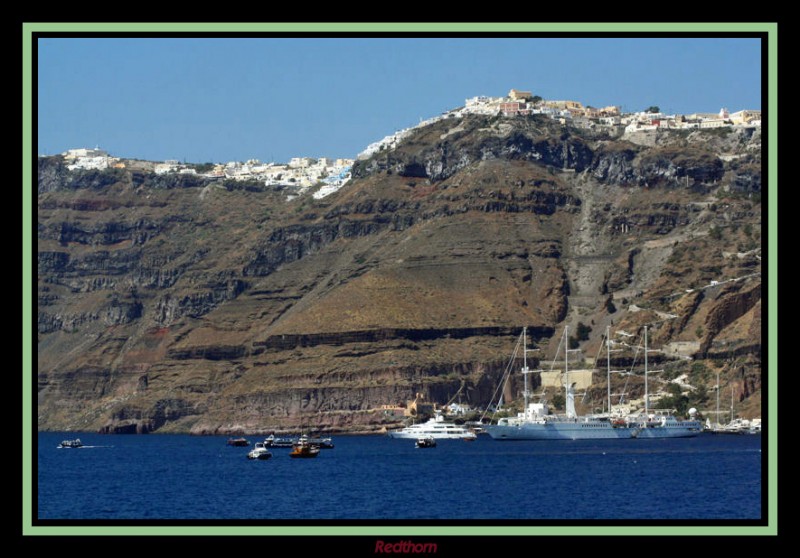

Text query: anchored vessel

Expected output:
[264,434,334,449]
[485,326,702,441]
[289,435,321,458]
[306,436,334,449]
[415,437,437,448]
[263,434,295,448]
[387,412,477,440]
[247,442,273,460]
[705,373,762,435]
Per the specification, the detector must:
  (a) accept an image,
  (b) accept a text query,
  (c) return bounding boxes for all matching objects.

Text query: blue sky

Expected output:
[37,37,762,163]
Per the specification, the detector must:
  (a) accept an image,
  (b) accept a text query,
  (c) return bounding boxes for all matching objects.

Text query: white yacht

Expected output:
[247,442,272,460]
[387,412,477,440]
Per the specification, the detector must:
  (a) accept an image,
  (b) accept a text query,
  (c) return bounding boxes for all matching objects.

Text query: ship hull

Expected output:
[631,426,701,439]
[486,421,701,440]
[387,431,475,440]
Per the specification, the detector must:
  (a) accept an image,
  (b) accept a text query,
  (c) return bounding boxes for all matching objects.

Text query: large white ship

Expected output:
[387,412,477,440]
[485,326,702,441]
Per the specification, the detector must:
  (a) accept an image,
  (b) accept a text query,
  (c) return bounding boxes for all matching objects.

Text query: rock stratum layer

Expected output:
[37,116,763,434]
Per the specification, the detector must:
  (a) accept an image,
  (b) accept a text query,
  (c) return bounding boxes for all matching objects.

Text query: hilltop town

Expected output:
[54,88,761,202]
[61,148,355,200]
[358,88,761,158]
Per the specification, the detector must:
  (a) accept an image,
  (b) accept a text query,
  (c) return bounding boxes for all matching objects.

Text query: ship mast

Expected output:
[604,326,625,416]
[563,325,579,419]
[560,326,579,418]
[606,326,611,415]
[565,325,569,411]
[714,370,719,431]
[644,326,649,418]
[522,327,530,413]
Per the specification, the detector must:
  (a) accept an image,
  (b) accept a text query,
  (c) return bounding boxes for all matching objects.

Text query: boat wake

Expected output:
[56,445,113,449]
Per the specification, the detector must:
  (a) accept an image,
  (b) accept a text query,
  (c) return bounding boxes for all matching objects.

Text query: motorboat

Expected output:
[265,433,334,448]
[307,436,334,449]
[415,437,436,448]
[264,434,296,448]
[289,435,320,458]
[247,442,272,460]
[226,437,250,447]
[58,439,83,448]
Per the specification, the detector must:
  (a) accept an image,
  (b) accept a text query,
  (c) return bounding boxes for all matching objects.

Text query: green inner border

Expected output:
[23,22,777,537]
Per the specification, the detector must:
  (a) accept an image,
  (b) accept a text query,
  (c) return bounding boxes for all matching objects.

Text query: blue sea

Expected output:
[36,432,762,521]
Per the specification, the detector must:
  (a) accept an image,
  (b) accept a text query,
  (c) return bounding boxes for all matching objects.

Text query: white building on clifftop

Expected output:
[63,147,116,171]
[62,147,108,160]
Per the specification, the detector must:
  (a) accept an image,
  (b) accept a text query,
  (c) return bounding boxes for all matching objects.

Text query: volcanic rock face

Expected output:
[36,115,763,433]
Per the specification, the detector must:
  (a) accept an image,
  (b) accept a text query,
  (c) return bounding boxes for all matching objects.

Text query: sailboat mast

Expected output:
[606,326,611,415]
[564,325,569,400]
[522,327,529,413]
[714,370,719,430]
[644,326,649,417]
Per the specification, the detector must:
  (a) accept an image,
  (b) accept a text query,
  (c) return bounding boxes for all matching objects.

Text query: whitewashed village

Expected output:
[58,87,761,202]
[62,148,355,201]
[357,88,761,158]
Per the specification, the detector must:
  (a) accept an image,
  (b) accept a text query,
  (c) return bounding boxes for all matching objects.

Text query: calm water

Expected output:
[36,432,762,520]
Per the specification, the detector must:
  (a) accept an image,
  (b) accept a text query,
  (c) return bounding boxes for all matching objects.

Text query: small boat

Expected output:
[226,437,250,447]
[415,437,436,448]
[706,372,762,435]
[247,442,272,460]
[58,439,83,449]
[307,436,334,449]
[264,434,296,448]
[710,418,763,435]
[289,435,320,458]
[308,436,333,449]
[265,433,334,449]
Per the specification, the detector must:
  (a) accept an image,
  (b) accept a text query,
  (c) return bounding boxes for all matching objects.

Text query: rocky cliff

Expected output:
[36,115,762,433]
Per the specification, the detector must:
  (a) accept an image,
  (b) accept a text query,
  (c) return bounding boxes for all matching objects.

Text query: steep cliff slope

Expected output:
[36,115,762,433]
